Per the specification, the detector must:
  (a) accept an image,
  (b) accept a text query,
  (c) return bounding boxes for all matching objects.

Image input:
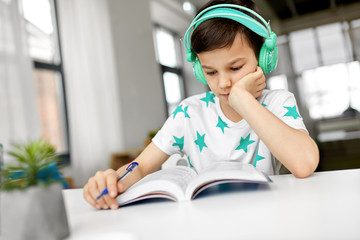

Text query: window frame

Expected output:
[28,0,70,164]
[153,24,187,117]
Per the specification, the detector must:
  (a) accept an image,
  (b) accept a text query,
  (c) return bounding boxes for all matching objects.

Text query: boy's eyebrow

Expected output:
[202,65,214,70]
[228,57,246,65]
[202,57,246,69]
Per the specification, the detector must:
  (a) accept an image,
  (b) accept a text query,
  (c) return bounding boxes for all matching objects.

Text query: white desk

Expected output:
[63,169,360,240]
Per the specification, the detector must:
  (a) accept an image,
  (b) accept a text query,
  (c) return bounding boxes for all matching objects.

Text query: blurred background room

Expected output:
[1,0,360,187]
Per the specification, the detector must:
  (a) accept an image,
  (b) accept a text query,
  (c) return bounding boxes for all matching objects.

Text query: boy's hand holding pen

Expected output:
[83,162,139,210]
[95,162,139,201]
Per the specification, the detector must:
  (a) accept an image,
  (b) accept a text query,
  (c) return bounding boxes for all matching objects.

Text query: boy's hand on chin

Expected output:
[228,66,266,106]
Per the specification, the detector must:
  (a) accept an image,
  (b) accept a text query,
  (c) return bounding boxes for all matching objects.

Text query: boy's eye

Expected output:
[206,71,217,76]
[231,66,242,71]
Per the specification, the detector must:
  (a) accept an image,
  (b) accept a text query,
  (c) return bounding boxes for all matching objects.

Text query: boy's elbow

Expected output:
[292,165,316,178]
[292,151,319,178]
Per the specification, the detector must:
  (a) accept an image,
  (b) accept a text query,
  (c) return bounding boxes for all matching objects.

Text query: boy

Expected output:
[83,0,319,210]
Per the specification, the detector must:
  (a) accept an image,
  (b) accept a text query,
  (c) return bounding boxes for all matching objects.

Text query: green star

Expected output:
[254,148,265,167]
[187,156,194,168]
[172,105,184,119]
[183,106,190,118]
[200,92,215,107]
[235,133,255,152]
[283,106,300,119]
[172,136,184,150]
[262,103,267,107]
[216,116,229,134]
[194,131,207,152]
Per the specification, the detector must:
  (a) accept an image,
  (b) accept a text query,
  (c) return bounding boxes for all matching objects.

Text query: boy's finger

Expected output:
[83,184,97,208]
[117,178,131,194]
[106,172,119,198]
[103,194,119,210]
[101,173,120,209]
[86,180,103,209]
[256,66,264,74]
[88,175,107,209]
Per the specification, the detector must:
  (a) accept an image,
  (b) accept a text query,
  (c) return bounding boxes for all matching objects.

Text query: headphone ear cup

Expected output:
[193,60,208,85]
[258,44,278,74]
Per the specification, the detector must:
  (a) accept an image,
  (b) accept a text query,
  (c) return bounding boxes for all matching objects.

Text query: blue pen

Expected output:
[95,162,139,201]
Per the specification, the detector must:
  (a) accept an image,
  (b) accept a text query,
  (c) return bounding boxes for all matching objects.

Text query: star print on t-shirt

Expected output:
[235,133,255,152]
[194,131,207,152]
[172,105,191,119]
[172,105,183,119]
[216,116,229,134]
[187,156,194,168]
[254,148,265,167]
[283,105,300,119]
[183,106,190,118]
[200,92,215,107]
[172,136,184,150]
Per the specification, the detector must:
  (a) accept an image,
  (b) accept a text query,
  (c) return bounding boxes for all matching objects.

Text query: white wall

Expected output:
[107,0,167,149]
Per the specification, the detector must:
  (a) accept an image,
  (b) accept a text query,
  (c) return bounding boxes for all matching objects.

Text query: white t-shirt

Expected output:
[152,89,307,175]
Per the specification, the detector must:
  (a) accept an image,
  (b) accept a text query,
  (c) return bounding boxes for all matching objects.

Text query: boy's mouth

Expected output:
[220,93,230,99]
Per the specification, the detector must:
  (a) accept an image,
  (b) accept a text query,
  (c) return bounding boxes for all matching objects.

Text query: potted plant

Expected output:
[0,138,70,240]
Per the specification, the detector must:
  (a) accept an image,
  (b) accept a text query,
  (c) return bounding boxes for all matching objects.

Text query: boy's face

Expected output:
[197,33,258,106]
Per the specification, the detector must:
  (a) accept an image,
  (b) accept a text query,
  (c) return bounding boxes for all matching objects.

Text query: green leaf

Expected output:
[0,138,62,191]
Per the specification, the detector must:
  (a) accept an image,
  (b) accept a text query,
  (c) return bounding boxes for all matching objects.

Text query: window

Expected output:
[267,74,288,90]
[289,22,353,73]
[351,19,360,61]
[289,28,320,73]
[163,72,183,107]
[288,20,360,120]
[297,62,360,119]
[316,22,352,65]
[22,0,69,162]
[154,26,186,116]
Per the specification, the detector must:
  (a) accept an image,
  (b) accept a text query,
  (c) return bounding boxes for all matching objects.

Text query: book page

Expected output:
[116,166,197,205]
[185,161,270,199]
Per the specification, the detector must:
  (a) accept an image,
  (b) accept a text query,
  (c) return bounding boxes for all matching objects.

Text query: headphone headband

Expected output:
[184,4,272,54]
[184,3,278,83]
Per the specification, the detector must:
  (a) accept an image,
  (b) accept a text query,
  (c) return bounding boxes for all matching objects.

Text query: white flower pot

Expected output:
[1,183,69,240]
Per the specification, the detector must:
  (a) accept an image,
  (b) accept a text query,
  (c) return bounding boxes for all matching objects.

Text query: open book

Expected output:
[116,161,272,206]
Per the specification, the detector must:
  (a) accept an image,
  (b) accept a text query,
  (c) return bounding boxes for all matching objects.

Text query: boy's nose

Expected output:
[219,74,231,89]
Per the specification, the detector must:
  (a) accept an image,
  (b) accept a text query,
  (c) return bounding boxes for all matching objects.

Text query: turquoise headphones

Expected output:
[184,4,278,84]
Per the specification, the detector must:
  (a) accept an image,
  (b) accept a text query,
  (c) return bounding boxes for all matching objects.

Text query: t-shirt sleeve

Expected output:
[266,90,308,132]
[152,104,186,156]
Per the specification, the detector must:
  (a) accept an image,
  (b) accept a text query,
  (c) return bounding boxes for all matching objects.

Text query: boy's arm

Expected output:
[83,142,169,210]
[229,69,319,178]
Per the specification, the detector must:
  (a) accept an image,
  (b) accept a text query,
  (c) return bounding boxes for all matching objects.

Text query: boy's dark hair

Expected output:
[191,0,264,60]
